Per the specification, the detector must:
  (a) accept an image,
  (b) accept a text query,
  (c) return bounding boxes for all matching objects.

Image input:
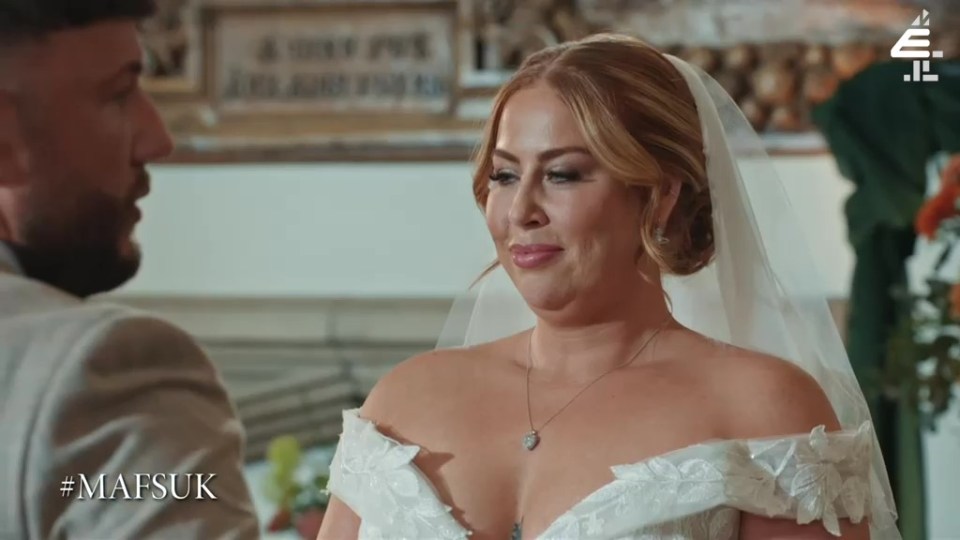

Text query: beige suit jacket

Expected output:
[0,245,261,539]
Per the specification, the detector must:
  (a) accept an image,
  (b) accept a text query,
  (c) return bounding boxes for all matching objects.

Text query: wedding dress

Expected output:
[324,48,901,539]
[327,408,883,539]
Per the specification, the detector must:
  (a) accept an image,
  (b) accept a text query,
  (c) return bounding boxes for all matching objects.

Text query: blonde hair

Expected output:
[472,33,714,282]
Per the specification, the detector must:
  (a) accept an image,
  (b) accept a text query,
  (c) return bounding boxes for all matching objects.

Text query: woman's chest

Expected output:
[408,389,724,539]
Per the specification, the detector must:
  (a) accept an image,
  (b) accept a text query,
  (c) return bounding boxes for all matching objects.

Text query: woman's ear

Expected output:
[0,91,29,188]
[656,177,682,227]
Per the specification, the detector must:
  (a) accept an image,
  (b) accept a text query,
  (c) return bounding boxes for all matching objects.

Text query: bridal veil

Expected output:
[435,49,900,537]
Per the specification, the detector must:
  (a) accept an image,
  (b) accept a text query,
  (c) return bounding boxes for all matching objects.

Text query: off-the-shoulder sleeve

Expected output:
[720,422,875,533]
[325,409,470,539]
[541,421,896,539]
[326,410,897,539]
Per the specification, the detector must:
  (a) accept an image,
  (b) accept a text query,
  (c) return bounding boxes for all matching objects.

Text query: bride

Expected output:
[317,34,900,539]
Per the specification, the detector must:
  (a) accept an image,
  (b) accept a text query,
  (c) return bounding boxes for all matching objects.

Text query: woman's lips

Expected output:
[509,244,563,269]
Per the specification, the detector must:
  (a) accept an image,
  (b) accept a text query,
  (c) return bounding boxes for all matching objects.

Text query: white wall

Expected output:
[925,401,960,540]
[124,156,856,299]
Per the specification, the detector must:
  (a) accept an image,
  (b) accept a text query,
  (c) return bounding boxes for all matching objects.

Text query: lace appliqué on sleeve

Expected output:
[734,422,873,534]
[326,409,470,540]
[540,422,875,539]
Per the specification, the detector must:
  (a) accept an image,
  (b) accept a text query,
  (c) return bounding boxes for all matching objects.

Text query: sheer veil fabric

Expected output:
[434,54,900,537]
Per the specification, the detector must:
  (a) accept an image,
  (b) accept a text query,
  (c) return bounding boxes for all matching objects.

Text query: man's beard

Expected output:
[12,187,143,299]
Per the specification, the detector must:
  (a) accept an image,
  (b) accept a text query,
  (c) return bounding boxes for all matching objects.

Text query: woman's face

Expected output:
[486,82,647,314]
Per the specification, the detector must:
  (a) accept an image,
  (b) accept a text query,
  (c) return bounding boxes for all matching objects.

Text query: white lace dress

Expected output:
[326,408,891,539]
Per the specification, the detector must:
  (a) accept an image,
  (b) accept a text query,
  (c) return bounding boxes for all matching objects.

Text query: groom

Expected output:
[0,1,260,538]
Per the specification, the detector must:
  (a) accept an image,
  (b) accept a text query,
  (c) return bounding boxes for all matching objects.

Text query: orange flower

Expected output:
[916,154,960,239]
[941,154,960,189]
[951,283,960,319]
[916,183,960,238]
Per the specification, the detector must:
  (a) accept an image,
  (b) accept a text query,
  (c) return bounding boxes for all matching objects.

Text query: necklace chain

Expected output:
[524,319,671,444]
[514,320,671,534]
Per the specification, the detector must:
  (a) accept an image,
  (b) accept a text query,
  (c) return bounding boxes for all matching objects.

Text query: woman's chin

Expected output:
[503,264,580,311]
[515,282,573,313]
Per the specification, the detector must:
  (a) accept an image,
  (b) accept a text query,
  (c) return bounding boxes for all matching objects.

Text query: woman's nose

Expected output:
[508,179,548,228]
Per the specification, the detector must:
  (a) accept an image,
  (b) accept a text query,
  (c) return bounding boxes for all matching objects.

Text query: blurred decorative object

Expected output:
[141,0,959,162]
[712,70,747,101]
[751,63,798,107]
[831,43,878,80]
[888,154,960,429]
[724,44,756,72]
[738,97,767,131]
[681,46,720,72]
[262,436,331,539]
[141,0,190,78]
[803,67,840,105]
[768,105,805,132]
[759,42,804,67]
[802,44,831,68]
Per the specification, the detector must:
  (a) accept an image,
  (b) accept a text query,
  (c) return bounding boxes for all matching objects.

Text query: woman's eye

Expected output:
[547,170,582,183]
[488,169,582,184]
[488,170,518,184]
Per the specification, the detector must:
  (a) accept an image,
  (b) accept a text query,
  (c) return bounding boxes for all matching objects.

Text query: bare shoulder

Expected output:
[358,335,520,437]
[701,345,841,440]
[360,347,468,421]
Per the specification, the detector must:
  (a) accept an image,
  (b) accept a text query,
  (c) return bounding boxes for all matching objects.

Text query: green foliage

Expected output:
[262,435,333,532]
[263,435,302,508]
[291,473,331,513]
[887,251,960,431]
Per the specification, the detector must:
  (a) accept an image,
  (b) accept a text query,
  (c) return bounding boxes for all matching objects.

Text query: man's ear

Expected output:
[0,90,29,188]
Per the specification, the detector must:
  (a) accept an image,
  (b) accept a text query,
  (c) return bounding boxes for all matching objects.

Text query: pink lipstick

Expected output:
[509,244,563,269]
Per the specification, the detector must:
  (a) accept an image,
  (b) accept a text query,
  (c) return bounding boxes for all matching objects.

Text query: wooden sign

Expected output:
[214,7,454,114]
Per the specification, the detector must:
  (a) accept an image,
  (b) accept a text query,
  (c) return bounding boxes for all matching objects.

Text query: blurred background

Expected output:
[99,0,960,538]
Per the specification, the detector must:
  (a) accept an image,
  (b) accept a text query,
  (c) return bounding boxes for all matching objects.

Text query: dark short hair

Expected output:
[0,0,156,45]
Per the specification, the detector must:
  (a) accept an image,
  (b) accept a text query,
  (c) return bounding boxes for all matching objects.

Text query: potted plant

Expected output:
[263,435,331,539]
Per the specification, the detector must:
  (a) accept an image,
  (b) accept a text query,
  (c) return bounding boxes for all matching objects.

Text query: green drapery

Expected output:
[811,59,960,540]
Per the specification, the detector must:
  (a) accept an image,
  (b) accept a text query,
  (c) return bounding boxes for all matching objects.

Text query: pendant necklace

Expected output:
[521,319,670,451]
[510,518,523,540]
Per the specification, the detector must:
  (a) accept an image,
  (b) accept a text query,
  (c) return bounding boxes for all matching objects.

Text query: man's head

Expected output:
[0,0,173,298]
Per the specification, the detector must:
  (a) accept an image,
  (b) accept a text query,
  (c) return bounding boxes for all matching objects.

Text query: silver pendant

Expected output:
[511,521,522,540]
[522,430,540,451]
